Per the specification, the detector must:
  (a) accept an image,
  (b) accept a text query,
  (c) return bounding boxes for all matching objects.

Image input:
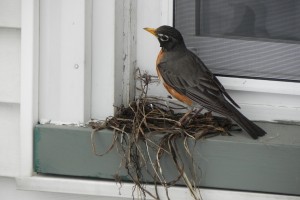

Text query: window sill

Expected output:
[16,176,299,200]
[30,123,300,198]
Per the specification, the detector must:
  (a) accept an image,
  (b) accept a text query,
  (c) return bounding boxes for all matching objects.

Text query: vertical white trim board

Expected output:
[39,0,92,123]
[91,0,116,120]
[20,0,40,177]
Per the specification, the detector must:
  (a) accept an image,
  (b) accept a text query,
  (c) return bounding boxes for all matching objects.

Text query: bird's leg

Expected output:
[191,107,204,118]
[178,107,204,126]
[178,109,193,126]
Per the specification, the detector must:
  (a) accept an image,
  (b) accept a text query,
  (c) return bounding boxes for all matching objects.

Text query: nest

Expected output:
[89,70,235,200]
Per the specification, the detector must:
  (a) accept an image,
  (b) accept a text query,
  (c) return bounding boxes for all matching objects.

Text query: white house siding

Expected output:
[0,0,21,178]
[0,1,118,199]
[0,0,20,28]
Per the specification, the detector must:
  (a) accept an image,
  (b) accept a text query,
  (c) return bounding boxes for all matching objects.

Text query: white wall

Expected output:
[39,0,92,123]
[0,0,21,177]
[136,0,175,102]
[0,0,20,28]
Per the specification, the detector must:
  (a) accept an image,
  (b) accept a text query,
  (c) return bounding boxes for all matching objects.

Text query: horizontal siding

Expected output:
[0,28,20,103]
[0,0,21,178]
[0,0,21,28]
[0,103,20,177]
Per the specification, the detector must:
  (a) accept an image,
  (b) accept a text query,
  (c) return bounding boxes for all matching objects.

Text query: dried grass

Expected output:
[89,69,234,200]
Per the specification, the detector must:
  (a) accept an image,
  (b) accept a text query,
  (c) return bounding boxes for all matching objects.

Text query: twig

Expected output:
[89,69,233,200]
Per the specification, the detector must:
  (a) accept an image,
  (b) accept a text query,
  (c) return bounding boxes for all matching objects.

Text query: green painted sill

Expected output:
[34,122,300,196]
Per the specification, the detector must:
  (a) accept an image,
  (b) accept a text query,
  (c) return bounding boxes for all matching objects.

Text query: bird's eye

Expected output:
[158,34,169,42]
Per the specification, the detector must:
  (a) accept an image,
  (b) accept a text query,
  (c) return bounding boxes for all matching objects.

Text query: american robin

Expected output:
[144,25,266,139]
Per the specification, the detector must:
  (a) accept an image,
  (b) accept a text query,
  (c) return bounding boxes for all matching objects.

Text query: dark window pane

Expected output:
[174,0,300,82]
[176,0,300,41]
[202,0,300,41]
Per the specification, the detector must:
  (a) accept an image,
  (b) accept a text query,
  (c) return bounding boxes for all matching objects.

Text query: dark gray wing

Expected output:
[157,50,240,116]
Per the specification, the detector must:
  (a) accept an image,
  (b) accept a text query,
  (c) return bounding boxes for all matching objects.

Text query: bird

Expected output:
[144,25,266,139]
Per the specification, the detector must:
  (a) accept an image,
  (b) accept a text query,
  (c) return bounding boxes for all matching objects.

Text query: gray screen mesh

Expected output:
[174,0,300,81]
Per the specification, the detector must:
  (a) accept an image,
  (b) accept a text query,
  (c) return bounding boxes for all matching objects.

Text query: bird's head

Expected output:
[144,25,186,51]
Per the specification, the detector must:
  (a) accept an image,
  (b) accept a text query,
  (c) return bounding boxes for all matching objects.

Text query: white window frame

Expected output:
[166,0,300,96]
[17,0,300,199]
[143,0,300,123]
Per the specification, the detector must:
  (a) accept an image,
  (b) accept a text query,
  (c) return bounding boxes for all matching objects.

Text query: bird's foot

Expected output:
[178,110,193,126]
[177,107,204,127]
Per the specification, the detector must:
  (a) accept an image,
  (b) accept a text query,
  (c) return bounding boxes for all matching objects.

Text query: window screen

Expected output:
[174,0,300,82]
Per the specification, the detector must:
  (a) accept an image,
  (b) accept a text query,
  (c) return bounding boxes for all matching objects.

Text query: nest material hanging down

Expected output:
[89,71,235,200]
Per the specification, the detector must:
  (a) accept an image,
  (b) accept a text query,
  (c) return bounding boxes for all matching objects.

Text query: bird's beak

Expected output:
[143,27,157,37]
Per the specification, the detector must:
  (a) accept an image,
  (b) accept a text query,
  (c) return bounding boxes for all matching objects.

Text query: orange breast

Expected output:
[156,50,193,106]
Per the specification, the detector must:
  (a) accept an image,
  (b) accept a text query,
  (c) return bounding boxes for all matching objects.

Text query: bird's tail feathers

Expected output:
[228,104,266,139]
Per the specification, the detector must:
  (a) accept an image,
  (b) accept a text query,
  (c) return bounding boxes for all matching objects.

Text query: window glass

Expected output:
[201,0,300,41]
[174,0,300,81]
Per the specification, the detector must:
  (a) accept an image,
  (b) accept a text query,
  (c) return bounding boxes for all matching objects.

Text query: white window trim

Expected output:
[19,0,39,178]
[218,76,300,96]
[38,0,93,123]
[16,176,300,200]
[155,0,300,123]
[17,0,300,199]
